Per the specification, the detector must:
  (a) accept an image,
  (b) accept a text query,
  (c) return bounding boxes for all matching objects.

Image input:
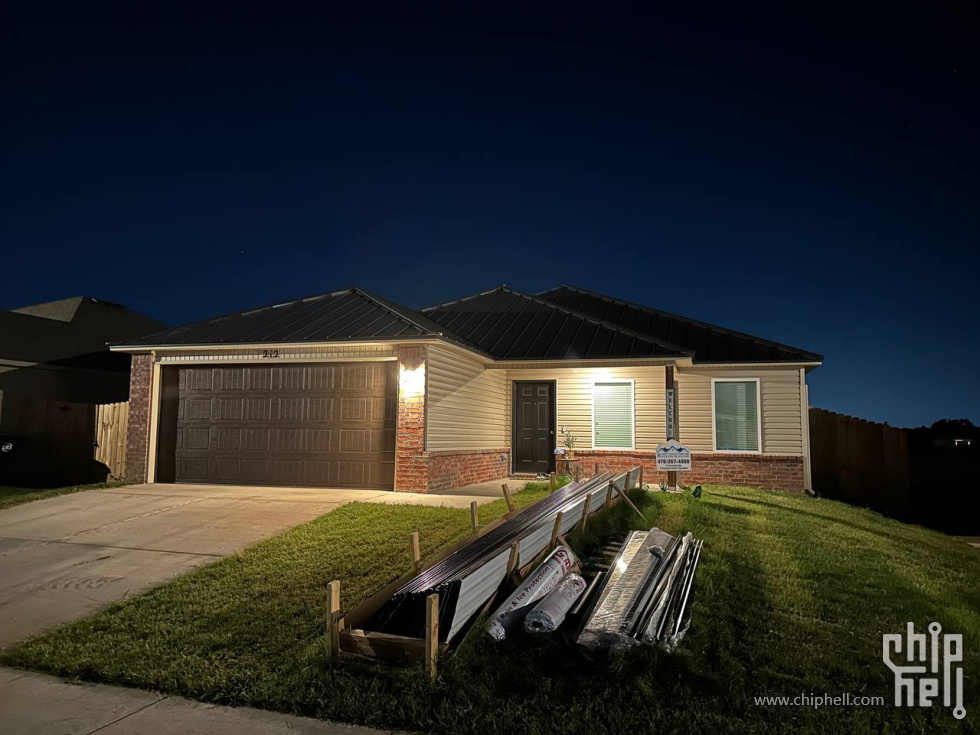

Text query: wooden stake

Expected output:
[408,532,421,574]
[327,579,341,660]
[638,466,644,491]
[425,593,439,681]
[618,487,648,521]
[605,482,613,508]
[549,471,556,493]
[594,461,600,476]
[470,501,479,535]
[501,483,515,513]
[506,540,520,574]
[580,492,592,531]
[550,511,564,548]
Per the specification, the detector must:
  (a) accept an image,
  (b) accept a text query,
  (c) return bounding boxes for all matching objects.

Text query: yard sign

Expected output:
[656,440,691,471]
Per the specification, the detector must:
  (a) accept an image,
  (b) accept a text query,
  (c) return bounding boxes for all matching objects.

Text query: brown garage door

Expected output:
[174,362,396,488]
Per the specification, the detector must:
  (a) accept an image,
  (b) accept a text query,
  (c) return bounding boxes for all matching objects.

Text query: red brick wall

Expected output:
[125,353,154,484]
[394,345,428,492]
[393,345,511,493]
[427,448,511,493]
[575,451,805,494]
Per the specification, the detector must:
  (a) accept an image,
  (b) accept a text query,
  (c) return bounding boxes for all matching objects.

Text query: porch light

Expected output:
[399,364,425,398]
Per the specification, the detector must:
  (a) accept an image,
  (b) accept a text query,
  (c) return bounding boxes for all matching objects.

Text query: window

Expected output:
[592,381,634,450]
[713,379,761,452]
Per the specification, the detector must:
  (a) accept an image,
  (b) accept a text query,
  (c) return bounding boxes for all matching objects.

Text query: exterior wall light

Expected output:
[399,364,425,399]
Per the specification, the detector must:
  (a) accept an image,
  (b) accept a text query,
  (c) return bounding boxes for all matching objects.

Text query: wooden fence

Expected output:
[95,401,129,480]
[808,407,912,515]
[0,396,129,486]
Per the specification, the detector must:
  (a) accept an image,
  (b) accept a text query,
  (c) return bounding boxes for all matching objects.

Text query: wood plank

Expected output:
[408,532,421,574]
[425,594,439,681]
[340,629,448,663]
[327,580,341,659]
[501,484,515,513]
[580,492,592,531]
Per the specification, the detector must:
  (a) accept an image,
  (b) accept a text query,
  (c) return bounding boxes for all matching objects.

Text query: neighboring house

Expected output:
[0,296,168,485]
[112,286,821,494]
[0,296,168,405]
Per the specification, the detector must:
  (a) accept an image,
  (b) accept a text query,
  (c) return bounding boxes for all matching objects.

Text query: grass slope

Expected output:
[3,484,977,734]
[0,481,128,509]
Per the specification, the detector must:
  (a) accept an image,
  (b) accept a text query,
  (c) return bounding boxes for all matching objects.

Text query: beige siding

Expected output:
[676,367,804,454]
[505,366,667,451]
[426,345,509,450]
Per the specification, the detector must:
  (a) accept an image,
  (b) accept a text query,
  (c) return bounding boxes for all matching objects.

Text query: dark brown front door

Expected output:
[512,381,555,474]
[173,362,396,488]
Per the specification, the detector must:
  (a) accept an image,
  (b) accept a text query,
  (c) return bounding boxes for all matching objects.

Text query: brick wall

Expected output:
[394,345,428,492]
[393,345,511,493]
[124,353,153,484]
[575,450,805,494]
[427,448,511,493]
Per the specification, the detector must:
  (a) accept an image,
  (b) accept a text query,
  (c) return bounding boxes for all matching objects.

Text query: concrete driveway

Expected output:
[0,483,490,647]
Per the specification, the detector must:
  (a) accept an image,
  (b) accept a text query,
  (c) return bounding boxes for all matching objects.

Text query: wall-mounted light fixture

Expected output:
[399,364,425,399]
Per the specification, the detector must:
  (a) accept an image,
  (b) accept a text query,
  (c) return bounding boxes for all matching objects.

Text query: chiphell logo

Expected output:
[883,622,965,720]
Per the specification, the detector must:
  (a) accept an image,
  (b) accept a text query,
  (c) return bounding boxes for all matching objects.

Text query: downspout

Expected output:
[800,368,812,492]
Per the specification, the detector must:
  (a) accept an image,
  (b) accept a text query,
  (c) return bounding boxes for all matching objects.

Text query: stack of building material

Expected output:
[577,527,703,650]
[523,573,587,634]
[372,469,639,642]
[486,545,577,640]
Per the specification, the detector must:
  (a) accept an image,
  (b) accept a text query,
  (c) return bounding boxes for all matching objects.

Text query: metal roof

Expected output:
[420,286,691,360]
[537,285,822,364]
[116,284,819,365]
[120,288,480,350]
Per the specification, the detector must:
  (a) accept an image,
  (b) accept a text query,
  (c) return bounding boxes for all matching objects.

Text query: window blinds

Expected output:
[714,380,760,451]
[594,382,634,449]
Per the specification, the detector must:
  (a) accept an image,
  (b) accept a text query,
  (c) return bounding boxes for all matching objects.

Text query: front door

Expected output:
[512,381,555,474]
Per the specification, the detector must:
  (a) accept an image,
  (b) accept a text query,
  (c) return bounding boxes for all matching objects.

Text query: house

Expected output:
[0,296,168,485]
[111,286,821,494]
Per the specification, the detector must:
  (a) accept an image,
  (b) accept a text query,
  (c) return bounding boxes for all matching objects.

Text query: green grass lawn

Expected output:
[0,481,128,509]
[2,483,977,734]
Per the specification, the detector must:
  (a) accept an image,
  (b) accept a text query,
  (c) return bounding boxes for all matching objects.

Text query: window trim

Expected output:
[711,377,763,454]
[591,379,636,451]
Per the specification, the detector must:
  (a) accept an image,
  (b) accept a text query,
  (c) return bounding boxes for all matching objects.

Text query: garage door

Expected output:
[174,362,396,488]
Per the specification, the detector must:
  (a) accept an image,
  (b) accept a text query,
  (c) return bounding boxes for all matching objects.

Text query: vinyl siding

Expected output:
[426,345,509,450]
[504,366,666,451]
[676,367,804,454]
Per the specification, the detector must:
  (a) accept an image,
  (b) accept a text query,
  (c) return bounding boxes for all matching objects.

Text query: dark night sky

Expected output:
[2,2,977,428]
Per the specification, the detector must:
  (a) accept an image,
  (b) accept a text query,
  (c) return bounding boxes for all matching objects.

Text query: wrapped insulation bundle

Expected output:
[524,573,587,633]
[486,545,575,640]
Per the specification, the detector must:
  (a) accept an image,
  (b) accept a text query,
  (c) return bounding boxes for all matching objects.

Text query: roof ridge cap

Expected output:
[419,285,508,313]
[351,288,441,336]
[356,288,495,359]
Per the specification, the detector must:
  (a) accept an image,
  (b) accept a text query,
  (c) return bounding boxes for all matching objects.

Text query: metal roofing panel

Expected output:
[422,287,689,360]
[122,288,440,347]
[537,285,822,364]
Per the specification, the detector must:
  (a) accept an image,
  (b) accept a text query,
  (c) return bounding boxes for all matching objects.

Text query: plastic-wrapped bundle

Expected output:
[486,546,575,640]
[577,531,650,649]
[524,573,587,634]
[640,532,693,643]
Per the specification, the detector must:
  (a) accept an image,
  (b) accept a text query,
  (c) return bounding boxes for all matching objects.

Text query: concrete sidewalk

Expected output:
[0,667,399,735]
